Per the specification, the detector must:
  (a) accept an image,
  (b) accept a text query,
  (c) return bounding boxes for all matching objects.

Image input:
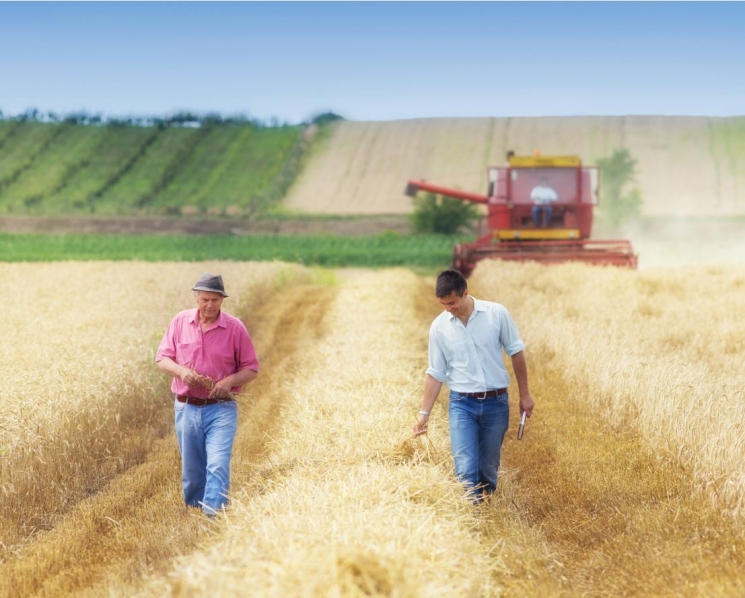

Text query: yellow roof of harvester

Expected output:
[508,155,581,168]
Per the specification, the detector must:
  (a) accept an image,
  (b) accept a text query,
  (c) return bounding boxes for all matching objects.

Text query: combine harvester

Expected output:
[406,152,638,276]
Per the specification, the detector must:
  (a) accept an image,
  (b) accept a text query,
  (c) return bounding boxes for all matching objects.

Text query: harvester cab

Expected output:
[406,152,637,276]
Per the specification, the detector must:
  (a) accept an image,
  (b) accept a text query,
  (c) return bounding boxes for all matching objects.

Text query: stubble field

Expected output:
[283,117,745,217]
[1,260,744,597]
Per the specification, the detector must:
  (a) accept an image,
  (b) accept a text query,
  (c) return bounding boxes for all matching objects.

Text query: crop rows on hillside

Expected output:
[0,122,305,216]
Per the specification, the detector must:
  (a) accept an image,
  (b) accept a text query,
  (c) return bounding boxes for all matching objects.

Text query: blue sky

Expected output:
[1,2,743,123]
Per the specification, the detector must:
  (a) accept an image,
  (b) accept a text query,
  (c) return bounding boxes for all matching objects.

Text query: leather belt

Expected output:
[176,395,233,407]
[458,388,508,399]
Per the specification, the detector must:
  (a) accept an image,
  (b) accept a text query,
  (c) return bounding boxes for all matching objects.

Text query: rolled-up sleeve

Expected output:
[425,323,448,382]
[235,326,259,372]
[499,307,525,357]
[155,318,177,362]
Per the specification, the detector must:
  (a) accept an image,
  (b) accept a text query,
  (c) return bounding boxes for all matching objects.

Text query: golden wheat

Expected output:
[471,260,745,517]
[6,262,745,597]
[136,269,507,597]
[0,261,308,549]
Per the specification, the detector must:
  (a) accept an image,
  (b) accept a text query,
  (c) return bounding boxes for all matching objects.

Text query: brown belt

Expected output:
[176,395,233,407]
[458,389,508,399]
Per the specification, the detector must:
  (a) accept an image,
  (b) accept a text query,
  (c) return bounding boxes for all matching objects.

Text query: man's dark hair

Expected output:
[435,269,467,298]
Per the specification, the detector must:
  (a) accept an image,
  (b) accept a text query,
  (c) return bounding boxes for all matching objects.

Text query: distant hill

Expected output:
[3,116,744,220]
[0,120,308,217]
[283,116,745,217]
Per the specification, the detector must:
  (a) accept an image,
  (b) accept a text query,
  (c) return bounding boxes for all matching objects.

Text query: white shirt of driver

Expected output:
[531,184,558,204]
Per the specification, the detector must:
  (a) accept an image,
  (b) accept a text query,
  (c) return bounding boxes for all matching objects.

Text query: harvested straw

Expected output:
[472,260,745,517]
[0,261,308,550]
[138,269,505,596]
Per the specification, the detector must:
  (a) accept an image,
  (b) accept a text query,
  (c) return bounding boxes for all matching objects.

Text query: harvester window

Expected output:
[511,167,577,205]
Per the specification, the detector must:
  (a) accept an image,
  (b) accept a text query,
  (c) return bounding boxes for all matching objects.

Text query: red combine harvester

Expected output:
[405,153,638,276]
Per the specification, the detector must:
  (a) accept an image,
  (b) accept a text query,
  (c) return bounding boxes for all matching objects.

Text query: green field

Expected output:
[0,232,464,268]
[0,120,306,217]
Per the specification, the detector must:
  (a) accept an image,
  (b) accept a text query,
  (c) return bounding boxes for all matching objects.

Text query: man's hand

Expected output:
[413,375,442,436]
[520,393,535,418]
[180,368,215,391]
[206,369,257,399]
[510,351,534,417]
[180,367,201,388]
[208,379,233,400]
[412,413,430,437]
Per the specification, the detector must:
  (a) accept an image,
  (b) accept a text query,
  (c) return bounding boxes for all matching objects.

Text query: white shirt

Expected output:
[426,296,525,392]
[530,184,558,205]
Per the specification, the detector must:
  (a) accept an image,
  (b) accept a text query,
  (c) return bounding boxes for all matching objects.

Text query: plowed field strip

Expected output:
[496,349,745,597]
[0,284,333,598]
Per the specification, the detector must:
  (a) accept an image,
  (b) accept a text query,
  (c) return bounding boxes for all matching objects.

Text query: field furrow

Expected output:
[470,261,745,596]
[471,261,745,515]
[202,126,305,214]
[125,269,511,597]
[0,281,329,597]
[1,264,744,597]
[0,262,308,555]
[486,354,745,597]
[503,358,745,597]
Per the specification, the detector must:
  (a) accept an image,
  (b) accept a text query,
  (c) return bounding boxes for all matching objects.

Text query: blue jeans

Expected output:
[448,390,509,499]
[174,398,238,515]
[532,205,553,227]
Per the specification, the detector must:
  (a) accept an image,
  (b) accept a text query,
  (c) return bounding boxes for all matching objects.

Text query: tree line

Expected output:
[0,108,344,129]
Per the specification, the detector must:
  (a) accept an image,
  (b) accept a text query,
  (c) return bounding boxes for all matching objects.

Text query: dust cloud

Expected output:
[613,218,745,269]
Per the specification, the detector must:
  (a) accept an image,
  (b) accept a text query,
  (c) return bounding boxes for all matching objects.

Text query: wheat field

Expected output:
[1,262,744,597]
[472,260,745,516]
[0,261,307,553]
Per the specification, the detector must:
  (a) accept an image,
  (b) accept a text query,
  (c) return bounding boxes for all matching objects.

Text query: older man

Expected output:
[156,273,258,515]
[413,269,534,501]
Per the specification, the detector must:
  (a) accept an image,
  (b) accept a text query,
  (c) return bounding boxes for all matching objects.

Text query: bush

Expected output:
[409,192,479,235]
[597,148,644,229]
[310,112,345,126]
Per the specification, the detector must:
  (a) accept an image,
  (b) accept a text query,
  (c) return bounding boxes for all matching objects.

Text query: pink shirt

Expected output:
[156,308,259,398]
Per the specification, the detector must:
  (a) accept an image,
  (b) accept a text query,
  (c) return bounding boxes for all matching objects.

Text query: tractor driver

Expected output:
[530,177,558,228]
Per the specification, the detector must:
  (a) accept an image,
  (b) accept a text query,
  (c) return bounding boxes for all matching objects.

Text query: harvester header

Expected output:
[406,152,637,275]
